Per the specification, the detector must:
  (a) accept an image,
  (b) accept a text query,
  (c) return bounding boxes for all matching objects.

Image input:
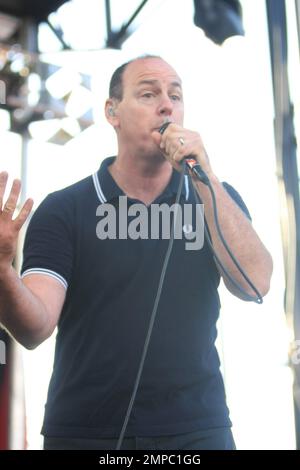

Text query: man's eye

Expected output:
[142,92,154,98]
[171,95,181,101]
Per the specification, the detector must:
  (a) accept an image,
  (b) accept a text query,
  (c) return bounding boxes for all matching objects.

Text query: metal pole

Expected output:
[18,18,38,206]
[105,0,149,48]
[266,0,300,449]
[105,0,112,39]
[295,0,300,56]
[45,19,70,50]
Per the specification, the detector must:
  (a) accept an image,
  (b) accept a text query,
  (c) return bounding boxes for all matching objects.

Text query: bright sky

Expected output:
[1,0,297,450]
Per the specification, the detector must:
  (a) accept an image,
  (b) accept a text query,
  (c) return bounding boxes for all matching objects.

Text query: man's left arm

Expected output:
[156,123,273,300]
[192,175,273,300]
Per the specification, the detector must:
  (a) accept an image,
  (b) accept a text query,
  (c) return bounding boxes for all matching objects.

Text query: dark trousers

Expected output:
[44,427,236,450]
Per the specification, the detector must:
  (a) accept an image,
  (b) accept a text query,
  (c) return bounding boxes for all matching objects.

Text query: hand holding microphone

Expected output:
[155,121,212,184]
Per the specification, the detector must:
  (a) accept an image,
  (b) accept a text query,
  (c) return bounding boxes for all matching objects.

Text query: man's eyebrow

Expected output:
[136,79,182,88]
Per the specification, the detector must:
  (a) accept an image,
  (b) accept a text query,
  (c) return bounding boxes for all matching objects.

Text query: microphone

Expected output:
[158,122,209,185]
[158,121,172,135]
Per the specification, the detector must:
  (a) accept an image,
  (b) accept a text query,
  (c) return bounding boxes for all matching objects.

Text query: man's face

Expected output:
[114,58,184,156]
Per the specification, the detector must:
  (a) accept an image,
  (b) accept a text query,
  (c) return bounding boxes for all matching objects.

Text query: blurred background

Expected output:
[0,0,299,450]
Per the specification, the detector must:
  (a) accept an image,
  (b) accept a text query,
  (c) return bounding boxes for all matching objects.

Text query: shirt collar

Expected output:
[92,156,190,204]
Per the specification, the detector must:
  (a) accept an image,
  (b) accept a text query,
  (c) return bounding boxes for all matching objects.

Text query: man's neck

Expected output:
[108,153,173,206]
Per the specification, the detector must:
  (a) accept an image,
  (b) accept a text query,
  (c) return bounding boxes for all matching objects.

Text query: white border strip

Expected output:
[92,173,106,204]
[21,268,68,290]
[184,175,190,201]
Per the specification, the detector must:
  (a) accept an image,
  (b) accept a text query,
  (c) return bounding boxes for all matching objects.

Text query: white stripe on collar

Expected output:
[92,172,107,204]
[93,170,189,203]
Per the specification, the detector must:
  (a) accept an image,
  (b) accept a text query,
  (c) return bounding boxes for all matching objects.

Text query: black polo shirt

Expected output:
[21,156,250,439]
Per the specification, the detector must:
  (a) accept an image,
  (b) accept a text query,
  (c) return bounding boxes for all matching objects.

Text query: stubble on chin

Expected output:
[141,146,166,165]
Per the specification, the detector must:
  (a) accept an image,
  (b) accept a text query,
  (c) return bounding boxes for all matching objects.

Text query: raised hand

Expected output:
[0,172,34,272]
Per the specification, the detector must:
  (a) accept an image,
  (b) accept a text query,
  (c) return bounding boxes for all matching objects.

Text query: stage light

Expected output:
[0,13,20,41]
[65,85,93,119]
[60,116,81,136]
[28,118,61,141]
[45,67,82,99]
[28,115,86,145]
[0,108,10,130]
[9,53,25,73]
[0,0,68,22]
[193,0,244,45]
[27,73,41,107]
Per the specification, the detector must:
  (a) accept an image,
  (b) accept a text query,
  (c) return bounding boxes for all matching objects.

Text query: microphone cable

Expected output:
[184,161,263,303]
[116,163,186,450]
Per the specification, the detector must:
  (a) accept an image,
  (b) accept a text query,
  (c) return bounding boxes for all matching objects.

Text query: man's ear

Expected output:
[105,99,118,125]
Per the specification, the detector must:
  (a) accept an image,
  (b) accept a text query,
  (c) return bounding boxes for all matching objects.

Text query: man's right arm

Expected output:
[0,172,65,349]
[0,268,65,349]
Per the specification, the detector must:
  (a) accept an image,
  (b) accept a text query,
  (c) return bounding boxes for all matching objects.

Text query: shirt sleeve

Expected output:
[222,182,252,221]
[21,191,74,290]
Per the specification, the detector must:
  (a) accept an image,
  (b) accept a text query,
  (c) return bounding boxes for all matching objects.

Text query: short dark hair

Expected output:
[109,54,162,101]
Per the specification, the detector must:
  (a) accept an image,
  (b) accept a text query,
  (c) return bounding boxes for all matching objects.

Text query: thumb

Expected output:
[151,130,163,148]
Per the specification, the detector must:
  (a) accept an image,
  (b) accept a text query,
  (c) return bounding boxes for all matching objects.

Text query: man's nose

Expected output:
[157,95,173,116]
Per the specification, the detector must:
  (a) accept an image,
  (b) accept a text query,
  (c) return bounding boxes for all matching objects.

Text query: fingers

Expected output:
[153,124,211,175]
[151,130,162,147]
[0,172,34,229]
[151,130,182,170]
[159,125,208,171]
[0,172,8,210]
[159,125,189,169]
[160,124,187,159]
[1,178,21,218]
[14,198,34,231]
